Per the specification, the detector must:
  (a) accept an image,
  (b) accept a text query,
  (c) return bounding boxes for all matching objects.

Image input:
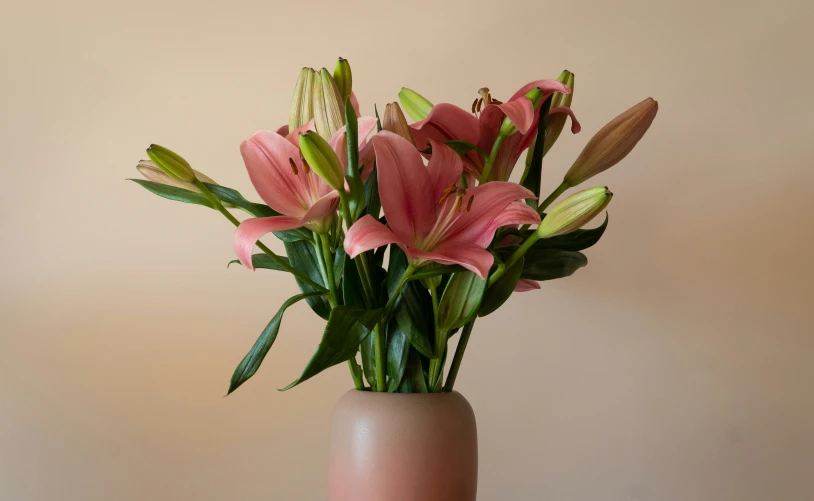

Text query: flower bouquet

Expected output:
[131,57,656,500]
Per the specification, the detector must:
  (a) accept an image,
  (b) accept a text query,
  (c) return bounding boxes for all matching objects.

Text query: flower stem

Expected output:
[428,327,449,392]
[318,233,339,308]
[443,318,475,392]
[478,134,506,184]
[373,323,386,392]
[192,179,328,293]
[487,231,541,287]
[537,180,570,215]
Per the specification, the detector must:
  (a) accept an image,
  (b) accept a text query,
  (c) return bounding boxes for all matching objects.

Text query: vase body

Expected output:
[328,389,478,501]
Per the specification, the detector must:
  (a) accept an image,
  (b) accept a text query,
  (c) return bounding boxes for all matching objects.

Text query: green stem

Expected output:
[193,179,327,293]
[373,324,386,392]
[348,358,365,390]
[428,327,449,392]
[487,231,541,287]
[443,319,475,392]
[478,134,506,184]
[537,181,570,215]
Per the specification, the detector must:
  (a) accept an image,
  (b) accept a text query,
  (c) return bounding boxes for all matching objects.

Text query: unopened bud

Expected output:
[312,68,345,139]
[564,98,657,186]
[536,186,612,238]
[398,87,433,121]
[543,70,575,155]
[137,160,216,191]
[289,67,316,132]
[382,102,415,145]
[146,144,196,183]
[333,57,353,102]
[298,130,345,190]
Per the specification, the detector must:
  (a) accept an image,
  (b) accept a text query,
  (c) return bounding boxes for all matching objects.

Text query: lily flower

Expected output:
[343,131,541,278]
[409,79,581,181]
[234,117,377,270]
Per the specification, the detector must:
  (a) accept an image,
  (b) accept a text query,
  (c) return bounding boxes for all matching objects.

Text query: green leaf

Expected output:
[129,179,213,208]
[387,320,410,392]
[437,271,487,331]
[364,165,381,219]
[227,291,323,394]
[342,255,368,308]
[284,240,331,319]
[533,213,609,252]
[282,307,382,390]
[333,245,347,290]
[399,348,428,393]
[521,249,588,281]
[519,95,553,212]
[388,247,435,357]
[227,254,290,271]
[360,332,377,388]
[408,264,465,283]
[480,256,524,317]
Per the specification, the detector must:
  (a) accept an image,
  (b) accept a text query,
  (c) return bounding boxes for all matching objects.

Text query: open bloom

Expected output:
[234,117,377,270]
[343,131,541,278]
[409,79,581,181]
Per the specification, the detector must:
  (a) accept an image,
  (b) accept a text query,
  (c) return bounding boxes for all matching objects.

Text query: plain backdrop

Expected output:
[1,0,813,500]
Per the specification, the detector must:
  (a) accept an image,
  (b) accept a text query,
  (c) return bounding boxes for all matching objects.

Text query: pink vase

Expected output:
[328,390,478,501]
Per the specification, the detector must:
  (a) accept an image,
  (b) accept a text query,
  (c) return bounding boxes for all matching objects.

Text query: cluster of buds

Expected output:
[289,58,353,140]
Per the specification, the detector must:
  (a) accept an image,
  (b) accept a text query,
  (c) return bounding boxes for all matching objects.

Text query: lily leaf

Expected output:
[522,249,588,281]
[364,166,381,220]
[420,140,487,158]
[282,307,382,390]
[519,95,552,211]
[129,179,213,208]
[388,247,435,357]
[284,240,331,319]
[387,320,410,392]
[345,98,366,220]
[227,254,290,271]
[480,256,524,317]
[227,291,323,394]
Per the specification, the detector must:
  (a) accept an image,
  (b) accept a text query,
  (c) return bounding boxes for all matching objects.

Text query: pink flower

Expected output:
[234,117,377,270]
[409,79,581,181]
[343,131,541,279]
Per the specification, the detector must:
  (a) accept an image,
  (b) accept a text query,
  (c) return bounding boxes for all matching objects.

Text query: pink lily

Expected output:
[234,117,377,270]
[410,79,581,181]
[343,131,541,279]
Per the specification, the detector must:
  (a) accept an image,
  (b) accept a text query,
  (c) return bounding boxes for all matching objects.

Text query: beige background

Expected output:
[2,0,813,499]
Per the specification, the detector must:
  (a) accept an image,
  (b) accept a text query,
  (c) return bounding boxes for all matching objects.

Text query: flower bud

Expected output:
[298,130,345,190]
[398,87,433,121]
[146,144,196,182]
[543,70,574,155]
[137,160,216,191]
[536,186,612,238]
[333,57,353,102]
[382,102,415,146]
[312,68,345,139]
[564,98,658,186]
[289,67,316,132]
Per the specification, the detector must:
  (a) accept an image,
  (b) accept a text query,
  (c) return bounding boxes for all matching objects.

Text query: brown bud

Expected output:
[382,102,415,146]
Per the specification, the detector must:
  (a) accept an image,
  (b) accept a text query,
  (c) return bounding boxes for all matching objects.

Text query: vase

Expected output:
[328,389,478,501]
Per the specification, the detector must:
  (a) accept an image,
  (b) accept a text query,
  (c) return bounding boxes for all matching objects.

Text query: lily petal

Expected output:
[329,116,378,151]
[240,130,315,218]
[445,183,537,248]
[234,216,303,270]
[514,279,541,292]
[344,214,400,258]
[508,79,571,102]
[427,139,464,204]
[406,244,494,279]
[550,106,582,133]
[410,103,480,148]
[477,202,541,247]
[299,191,339,230]
[372,131,437,243]
[496,96,535,134]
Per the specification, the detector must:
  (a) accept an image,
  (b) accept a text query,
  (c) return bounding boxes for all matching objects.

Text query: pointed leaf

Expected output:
[345,98,366,219]
[521,249,588,281]
[480,256,524,317]
[227,291,323,394]
[227,254,290,271]
[519,95,553,211]
[387,320,410,392]
[284,240,331,319]
[129,179,213,208]
[281,307,382,390]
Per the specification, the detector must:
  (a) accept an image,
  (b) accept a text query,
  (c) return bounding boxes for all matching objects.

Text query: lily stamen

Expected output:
[288,157,299,175]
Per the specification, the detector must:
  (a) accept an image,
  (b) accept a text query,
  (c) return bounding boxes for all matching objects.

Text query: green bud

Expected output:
[137,160,215,191]
[289,67,316,131]
[333,57,353,102]
[437,271,487,332]
[543,70,574,155]
[398,87,434,121]
[312,68,345,139]
[537,186,612,238]
[564,98,658,186]
[146,144,196,183]
[298,130,345,191]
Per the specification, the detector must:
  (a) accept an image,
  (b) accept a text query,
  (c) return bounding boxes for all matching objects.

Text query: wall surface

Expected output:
[1,1,812,500]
